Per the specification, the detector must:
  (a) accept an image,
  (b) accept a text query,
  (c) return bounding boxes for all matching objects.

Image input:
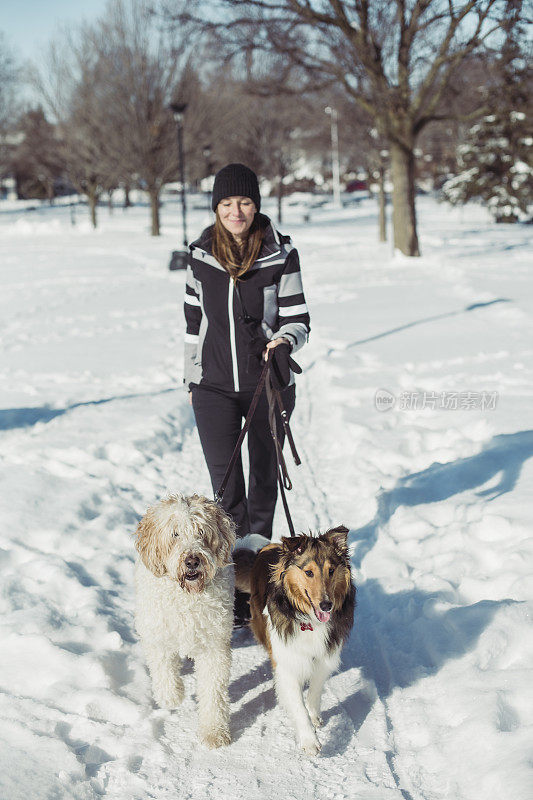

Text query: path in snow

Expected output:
[0,197,532,800]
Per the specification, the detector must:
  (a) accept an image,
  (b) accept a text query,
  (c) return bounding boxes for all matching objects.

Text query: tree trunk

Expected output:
[123,184,132,209]
[46,179,55,205]
[390,141,419,256]
[378,164,387,242]
[149,188,160,236]
[87,189,98,229]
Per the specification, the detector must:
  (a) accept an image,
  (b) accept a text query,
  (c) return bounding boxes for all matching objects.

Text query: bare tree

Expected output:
[31,1,199,233]
[9,107,63,201]
[162,0,518,256]
[31,30,120,227]
[211,75,318,221]
[0,32,20,183]
[84,0,191,235]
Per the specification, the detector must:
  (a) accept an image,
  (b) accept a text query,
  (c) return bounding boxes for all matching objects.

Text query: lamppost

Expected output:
[168,101,188,270]
[70,193,76,227]
[325,106,341,208]
[203,144,212,211]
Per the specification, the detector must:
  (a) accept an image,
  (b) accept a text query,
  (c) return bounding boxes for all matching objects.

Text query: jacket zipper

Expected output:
[228,279,239,391]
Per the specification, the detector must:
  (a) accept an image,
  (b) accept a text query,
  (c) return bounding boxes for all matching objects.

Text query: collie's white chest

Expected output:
[265,610,331,681]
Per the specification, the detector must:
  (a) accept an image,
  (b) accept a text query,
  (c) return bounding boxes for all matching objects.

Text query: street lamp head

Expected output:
[170,101,187,123]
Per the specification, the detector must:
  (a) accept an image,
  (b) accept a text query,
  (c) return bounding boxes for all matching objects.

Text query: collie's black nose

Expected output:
[185,555,200,570]
[320,600,332,612]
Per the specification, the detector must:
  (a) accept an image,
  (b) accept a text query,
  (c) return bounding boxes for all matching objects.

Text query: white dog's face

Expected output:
[134,494,236,593]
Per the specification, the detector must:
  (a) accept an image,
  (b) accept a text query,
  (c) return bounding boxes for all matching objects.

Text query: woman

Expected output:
[183,162,310,546]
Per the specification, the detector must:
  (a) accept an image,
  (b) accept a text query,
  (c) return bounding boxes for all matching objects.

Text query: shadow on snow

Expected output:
[352,429,533,567]
[0,388,179,431]
[343,297,511,351]
[341,429,532,700]
[304,298,512,372]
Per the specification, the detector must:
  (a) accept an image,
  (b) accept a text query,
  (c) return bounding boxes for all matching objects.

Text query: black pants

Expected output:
[191,383,296,539]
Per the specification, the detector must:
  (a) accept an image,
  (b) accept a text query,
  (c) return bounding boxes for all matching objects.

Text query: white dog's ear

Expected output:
[213,505,236,566]
[134,511,167,577]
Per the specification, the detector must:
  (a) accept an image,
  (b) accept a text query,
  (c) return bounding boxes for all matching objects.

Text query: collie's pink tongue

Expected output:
[316,609,331,623]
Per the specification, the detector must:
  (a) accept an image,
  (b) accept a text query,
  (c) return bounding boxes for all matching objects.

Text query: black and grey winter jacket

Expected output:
[183,215,310,392]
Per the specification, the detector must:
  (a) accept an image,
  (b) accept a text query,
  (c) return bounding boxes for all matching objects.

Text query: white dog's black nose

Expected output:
[185,555,200,570]
[320,600,332,612]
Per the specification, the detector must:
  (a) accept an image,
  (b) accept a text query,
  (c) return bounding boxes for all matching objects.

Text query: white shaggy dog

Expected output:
[134,493,236,748]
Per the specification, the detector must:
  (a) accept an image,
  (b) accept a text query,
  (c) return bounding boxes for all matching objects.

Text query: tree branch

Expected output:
[412,0,498,120]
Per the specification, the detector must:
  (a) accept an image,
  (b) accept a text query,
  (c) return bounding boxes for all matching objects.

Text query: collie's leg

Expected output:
[144,643,184,709]
[274,666,321,756]
[194,644,232,748]
[306,649,340,728]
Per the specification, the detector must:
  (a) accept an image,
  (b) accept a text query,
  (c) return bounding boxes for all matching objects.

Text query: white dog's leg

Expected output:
[145,645,184,709]
[274,666,321,756]
[194,645,231,748]
[305,649,339,728]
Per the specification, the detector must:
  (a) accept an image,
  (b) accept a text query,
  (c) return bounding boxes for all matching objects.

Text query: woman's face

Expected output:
[217,196,256,240]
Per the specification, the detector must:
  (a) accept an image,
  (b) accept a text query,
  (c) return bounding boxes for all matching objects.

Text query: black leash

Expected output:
[214,350,273,504]
[214,351,301,536]
[265,372,301,537]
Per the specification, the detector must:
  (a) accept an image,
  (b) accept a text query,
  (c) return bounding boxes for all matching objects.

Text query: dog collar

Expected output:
[300,622,313,632]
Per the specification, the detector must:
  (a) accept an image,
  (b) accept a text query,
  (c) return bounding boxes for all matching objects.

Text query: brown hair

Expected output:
[212,211,265,280]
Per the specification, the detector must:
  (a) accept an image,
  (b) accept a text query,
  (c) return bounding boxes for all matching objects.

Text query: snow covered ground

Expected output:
[0,195,532,800]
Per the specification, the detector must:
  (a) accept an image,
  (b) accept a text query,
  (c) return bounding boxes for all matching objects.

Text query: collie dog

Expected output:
[234,527,355,755]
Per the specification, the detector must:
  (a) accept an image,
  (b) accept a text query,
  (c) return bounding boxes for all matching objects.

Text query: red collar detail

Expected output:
[300,622,314,632]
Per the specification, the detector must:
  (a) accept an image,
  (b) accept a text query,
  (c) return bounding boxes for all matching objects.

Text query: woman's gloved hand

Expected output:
[264,339,302,390]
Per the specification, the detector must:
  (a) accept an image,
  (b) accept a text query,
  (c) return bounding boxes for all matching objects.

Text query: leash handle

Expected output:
[275,391,301,467]
[277,464,296,537]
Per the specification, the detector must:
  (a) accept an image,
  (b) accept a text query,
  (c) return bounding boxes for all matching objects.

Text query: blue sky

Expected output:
[1,0,109,61]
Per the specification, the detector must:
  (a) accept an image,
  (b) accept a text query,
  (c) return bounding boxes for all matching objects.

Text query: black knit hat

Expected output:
[211,163,261,212]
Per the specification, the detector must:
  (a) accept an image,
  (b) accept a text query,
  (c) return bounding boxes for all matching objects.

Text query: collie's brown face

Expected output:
[271,527,351,623]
